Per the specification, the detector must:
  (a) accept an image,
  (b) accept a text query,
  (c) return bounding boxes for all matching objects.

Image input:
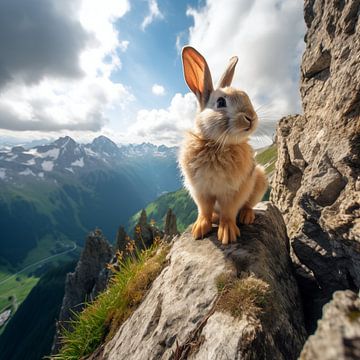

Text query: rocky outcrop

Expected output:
[52,229,113,353]
[92,203,307,360]
[271,0,360,330]
[164,208,179,240]
[134,209,163,248]
[115,225,128,251]
[300,290,360,360]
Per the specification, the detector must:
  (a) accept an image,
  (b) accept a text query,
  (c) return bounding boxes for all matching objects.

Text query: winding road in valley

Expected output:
[0,242,78,286]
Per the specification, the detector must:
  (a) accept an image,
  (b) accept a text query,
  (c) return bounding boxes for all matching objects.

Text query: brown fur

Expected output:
[179,133,267,244]
[180,46,268,244]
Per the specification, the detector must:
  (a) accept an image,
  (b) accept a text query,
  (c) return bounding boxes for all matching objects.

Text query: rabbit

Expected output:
[179,46,268,245]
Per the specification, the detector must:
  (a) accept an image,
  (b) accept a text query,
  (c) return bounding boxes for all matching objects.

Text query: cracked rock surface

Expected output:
[300,290,360,360]
[271,0,360,331]
[52,229,113,353]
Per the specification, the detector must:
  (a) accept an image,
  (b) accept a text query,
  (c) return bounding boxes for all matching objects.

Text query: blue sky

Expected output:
[113,0,194,107]
[0,0,305,147]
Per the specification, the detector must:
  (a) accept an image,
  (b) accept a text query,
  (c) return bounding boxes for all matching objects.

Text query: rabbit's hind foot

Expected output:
[239,208,255,225]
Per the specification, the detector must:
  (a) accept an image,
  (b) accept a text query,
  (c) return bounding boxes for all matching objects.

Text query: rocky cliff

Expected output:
[52,229,113,353]
[88,203,307,360]
[300,290,360,360]
[51,2,360,358]
[52,209,178,355]
[271,0,360,331]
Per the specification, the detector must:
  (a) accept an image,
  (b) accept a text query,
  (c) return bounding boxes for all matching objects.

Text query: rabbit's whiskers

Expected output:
[255,101,274,113]
[214,130,226,154]
[214,128,230,154]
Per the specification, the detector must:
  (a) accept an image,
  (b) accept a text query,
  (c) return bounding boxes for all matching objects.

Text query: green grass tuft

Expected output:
[215,273,271,319]
[52,241,170,360]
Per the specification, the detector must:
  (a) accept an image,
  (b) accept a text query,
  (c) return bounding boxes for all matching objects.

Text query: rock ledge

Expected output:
[94,202,306,360]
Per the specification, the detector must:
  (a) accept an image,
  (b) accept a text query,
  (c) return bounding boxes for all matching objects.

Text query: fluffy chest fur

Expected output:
[179,133,255,197]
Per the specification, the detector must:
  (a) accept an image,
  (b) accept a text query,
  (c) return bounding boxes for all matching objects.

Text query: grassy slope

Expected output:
[0,180,81,314]
[128,188,197,232]
[0,271,39,313]
[255,144,277,175]
[0,262,76,360]
[0,156,181,271]
[53,243,169,360]
[0,180,82,268]
[0,246,79,335]
[129,144,277,232]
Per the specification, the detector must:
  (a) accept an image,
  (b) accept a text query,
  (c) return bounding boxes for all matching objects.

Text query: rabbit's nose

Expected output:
[237,113,252,123]
[234,113,251,130]
[245,114,253,122]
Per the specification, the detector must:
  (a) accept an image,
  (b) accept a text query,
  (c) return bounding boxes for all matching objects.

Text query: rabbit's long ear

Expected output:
[182,46,213,109]
[217,56,238,88]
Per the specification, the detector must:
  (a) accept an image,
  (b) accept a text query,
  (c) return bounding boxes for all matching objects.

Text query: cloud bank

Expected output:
[0,0,89,88]
[0,0,305,148]
[128,93,197,145]
[0,0,132,132]
[131,0,305,147]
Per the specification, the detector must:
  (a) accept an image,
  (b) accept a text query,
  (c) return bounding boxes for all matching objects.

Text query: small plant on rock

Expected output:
[215,272,271,320]
[52,238,170,360]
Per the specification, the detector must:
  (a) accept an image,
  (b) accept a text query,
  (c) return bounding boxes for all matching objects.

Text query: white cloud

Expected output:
[152,84,166,96]
[128,93,197,146]
[175,32,186,54]
[186,0,305,117]
[1,0,305,149]
[141,0,164,30]
[0,0,132,133]
[119,40,130,52]
[128,0,305,148]
[78,0,130,78]
[0,76,133,131]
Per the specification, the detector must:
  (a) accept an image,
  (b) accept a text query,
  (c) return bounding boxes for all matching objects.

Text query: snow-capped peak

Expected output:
[0,136,177,183]
[53,136,76,148]
[89,136,119,156]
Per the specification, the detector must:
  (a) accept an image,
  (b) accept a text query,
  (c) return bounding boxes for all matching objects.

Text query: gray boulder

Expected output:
[300,290,360,360]
[92,203,306,360]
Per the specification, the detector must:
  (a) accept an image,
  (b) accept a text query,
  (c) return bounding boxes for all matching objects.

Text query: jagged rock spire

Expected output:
[164,208,178,237]
[52,229,113,354]
[139,209,147,225]
[115,226,128,251]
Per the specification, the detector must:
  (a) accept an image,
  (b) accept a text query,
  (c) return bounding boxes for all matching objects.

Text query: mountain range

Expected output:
[0,135,181,270]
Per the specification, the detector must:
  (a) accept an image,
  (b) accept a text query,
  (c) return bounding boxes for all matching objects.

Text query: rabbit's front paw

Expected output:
[218,219,240,245]
[192,215,212,239]
[239,208,255,225]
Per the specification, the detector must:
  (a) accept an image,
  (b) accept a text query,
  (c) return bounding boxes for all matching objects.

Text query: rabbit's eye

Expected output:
[216,97,226,108]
